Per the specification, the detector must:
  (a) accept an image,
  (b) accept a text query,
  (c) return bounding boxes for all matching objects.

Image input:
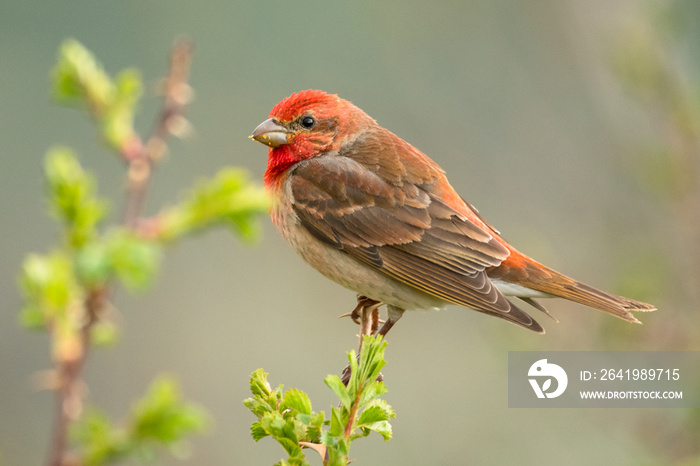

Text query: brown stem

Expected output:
[122,39,193,228]
[47,288,105,466]
[344,306,378,442]
[343,387,363,442]
[46,40,194,466]
[357,303,373,353]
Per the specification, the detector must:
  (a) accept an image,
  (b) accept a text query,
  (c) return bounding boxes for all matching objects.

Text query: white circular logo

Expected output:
[528,359,568,399]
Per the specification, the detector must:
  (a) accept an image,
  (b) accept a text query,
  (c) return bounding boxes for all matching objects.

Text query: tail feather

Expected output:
[567,280,656,323]
[522,272,655,324]
[520,297,559,323]
[490,254,656,324]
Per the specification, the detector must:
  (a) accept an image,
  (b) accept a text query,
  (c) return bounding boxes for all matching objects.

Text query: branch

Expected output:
[122,39,194,228]
[47,40,195,466]
[48,287,106,466]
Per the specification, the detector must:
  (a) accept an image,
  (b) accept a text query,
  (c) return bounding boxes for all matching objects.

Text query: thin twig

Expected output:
[358,304,373,353]
[48,288,105,466]
[122,39,193,228]
[344,385,363,442]
[343,304,379,441]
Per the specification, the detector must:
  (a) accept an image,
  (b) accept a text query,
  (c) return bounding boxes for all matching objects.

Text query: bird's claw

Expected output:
[337,311,361,324]
[338,295,384,326]
[337,311,386,326]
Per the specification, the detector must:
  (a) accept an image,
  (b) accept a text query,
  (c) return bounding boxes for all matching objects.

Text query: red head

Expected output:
[251,90,374,187]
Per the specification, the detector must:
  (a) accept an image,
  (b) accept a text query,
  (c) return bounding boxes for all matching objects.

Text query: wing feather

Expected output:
[289,145,543,332]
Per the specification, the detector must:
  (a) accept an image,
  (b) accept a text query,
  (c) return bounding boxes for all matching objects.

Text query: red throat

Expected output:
[263,145,303,188]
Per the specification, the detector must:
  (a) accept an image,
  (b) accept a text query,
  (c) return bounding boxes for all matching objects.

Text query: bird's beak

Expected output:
[250,118,289,148]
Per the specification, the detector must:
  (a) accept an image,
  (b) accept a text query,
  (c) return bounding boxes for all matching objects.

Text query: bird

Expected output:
[250,89,655,335]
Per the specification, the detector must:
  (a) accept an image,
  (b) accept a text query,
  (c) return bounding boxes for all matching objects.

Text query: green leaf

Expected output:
[250,421,269,441]
[20,253,70,308]
[318,430,335,448]
[76,229,161,291]
[344,335,387,400]
[44,148,108,248]
[73,378,208,465]
[346,349,360,397]
[106,230,161,291]
[130,376,207,445]
[18,251,80,331]
[304,411,325,443]
[362,420,392,442]
[355,400,394,442]
[356,405,390,426]
[101,68,141,148]
[357,335,387,383]
[282,388,312,416]
[74,241,111,287]
[114,68,142,103]
[19,251,86,361]
[328,407,345,438]
[245,369,284,421]
[158,169,269,242]
[71,408,131,466]
[328,436,350,465]
[259,412,300,456]
[52,39,115,113]
[274,433,300,456]
[358,380,388,407]
[250,369,273,398]
[286,450,311,466]
[90,320,119,347]
[291,417,309,445]
[324,375,352,410]
[18,304,46,330]
[52,39,143,149]
[247,341,393,466]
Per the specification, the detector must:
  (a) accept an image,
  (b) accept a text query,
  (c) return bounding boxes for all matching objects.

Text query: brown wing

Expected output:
[288,152,545,332]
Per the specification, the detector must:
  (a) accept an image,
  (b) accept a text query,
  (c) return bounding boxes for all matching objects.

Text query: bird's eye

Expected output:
[301,116,316,129]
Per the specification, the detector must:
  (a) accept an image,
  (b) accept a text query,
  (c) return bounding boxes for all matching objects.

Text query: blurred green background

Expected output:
[2,0,699,464]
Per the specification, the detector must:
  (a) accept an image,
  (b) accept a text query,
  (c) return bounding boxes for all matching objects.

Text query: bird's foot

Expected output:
[338,295,383,327]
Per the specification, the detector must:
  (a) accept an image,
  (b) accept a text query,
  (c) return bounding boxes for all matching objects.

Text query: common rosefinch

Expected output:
[251,90,655,334]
